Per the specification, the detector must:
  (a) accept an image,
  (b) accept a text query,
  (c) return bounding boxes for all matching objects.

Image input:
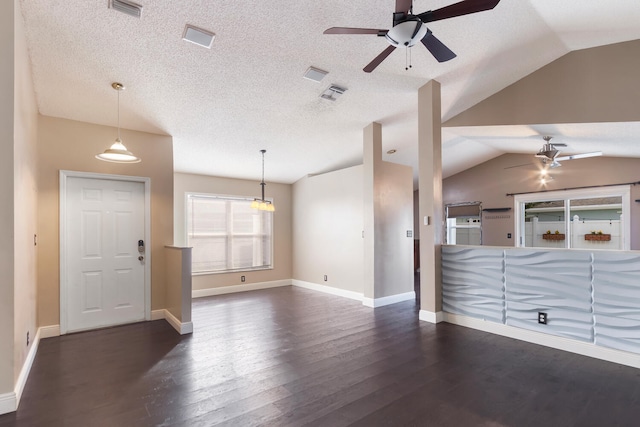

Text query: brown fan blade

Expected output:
[417,0,500,23]
[395,0,412,13]
[324,27,388,36]
[363,45,396,73]
[421,30,456,62]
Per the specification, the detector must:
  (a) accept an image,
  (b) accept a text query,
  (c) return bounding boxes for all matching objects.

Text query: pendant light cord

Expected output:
[117,88,121,140]
[260,149,266,201]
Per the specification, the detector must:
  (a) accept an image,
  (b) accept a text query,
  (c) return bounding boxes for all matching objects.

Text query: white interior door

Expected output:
[61,174,148,333]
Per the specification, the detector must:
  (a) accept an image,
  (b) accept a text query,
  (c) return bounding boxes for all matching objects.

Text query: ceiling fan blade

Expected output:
[421,30,456,62]
[417,0,500,23]
[363,45,396,73]
[396,0,413,13]
[555,151,603,161]
[324,27,388,36]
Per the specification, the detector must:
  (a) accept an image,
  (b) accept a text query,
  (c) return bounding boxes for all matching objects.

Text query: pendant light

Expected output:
[96,82,141,163]
[250,149,275,212]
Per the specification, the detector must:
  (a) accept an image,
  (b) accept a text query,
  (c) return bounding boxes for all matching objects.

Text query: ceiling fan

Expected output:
[534,136,602,168]
[323,0,501,73]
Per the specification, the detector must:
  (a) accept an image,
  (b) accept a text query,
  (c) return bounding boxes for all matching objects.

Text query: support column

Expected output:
[363,122,382,301]
[418,81,444,323]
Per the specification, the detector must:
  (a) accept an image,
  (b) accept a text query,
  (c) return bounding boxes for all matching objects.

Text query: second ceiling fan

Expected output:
[324,0,501,73]
[535,136,602,168]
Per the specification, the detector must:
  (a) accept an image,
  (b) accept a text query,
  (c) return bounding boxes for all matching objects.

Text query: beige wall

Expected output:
[37,116,174,327]
[445,39,640,127]
[0,0,16,395]
[363,121,414,300]
[164,246,191,323]
[443,154,640,248]
[377,161,414,298]
[13,0,38,385]
[292,166,364,293]
[174,172,292,291]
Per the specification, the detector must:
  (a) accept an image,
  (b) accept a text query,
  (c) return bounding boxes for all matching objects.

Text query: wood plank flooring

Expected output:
[2,285,640,426]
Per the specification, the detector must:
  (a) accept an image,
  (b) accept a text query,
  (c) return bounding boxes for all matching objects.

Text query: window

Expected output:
[186,193,273,274]
[446,202,482,245]
[515,185,630,250]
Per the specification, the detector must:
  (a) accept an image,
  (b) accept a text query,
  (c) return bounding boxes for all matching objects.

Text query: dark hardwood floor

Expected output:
[2,286,640,426]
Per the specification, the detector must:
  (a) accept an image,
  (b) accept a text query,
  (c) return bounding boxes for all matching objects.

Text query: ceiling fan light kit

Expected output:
[385,19,427,47]
[323,0,501,72]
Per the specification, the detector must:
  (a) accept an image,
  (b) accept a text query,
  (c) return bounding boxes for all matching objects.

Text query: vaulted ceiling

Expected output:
[19,0,640,184]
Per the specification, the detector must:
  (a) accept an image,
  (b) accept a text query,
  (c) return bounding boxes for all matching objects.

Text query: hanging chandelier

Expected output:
[96,82,141,163]
[250,149,275,212]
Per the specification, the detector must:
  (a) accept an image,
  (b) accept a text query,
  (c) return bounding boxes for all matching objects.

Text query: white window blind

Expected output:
[186,193,273,273]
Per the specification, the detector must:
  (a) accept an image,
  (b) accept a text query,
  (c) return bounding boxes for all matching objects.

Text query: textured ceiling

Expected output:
[18,0,640,184]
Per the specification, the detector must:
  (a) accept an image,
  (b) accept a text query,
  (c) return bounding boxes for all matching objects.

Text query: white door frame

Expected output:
[59,170,152,334]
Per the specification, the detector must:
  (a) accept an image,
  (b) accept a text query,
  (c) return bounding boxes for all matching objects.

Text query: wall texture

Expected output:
[37,116,174,327]
[174,172,292,291]
[442,246,640,355]
[13,0,38,386]
[0,0,16,396]
[292,166,364,294]
[442,154,640,248]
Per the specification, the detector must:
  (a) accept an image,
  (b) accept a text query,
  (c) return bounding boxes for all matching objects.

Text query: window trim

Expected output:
[185,192,274,275]
[514,185,630,250]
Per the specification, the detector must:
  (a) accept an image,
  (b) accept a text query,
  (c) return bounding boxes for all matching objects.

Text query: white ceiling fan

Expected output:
[535,136,602,168]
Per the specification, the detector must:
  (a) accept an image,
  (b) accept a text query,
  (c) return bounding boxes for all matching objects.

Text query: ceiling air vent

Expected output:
[320,85,347,101]
[109,0,143,18]
[182,25,216,49]
[303,67,328,83]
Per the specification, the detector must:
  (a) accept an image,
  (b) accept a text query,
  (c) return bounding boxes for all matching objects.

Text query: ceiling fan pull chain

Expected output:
[405,48,412,70]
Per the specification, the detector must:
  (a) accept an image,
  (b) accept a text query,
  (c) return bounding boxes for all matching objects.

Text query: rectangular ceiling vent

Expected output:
[109,0,143,18]
[183,25,216,49]
[320,85,347,101]
[303,67,328,83]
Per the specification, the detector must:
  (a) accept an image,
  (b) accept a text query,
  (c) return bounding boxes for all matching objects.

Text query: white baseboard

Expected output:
[152,309,193,335]
[151,309,165,321]
[362,291,415,308]
[14,327,41,405]
[292,280,363,302]
[164,310,193,335]
[419,310,444,324]
[1,325,51,415]
[444,312,640,369]
[193,279,292,298]
[0,392,15,416]
[39,324,60,339]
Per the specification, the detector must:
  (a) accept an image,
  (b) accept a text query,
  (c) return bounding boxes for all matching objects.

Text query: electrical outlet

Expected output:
[27,331,29,346]
[323,275,327,282]
[538,312,548,325]
[241,276,246,282]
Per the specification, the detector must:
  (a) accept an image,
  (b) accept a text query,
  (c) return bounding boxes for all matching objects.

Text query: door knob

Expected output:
[138,255,144,261]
